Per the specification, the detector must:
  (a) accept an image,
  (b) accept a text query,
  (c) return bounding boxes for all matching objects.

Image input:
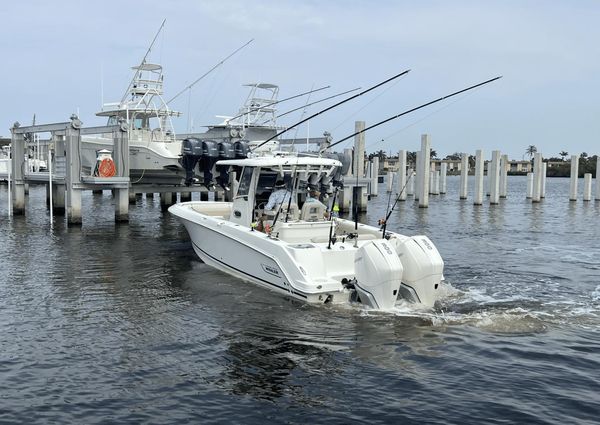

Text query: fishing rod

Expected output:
[121,19,166,104]
[380,172,413,239]
[383,171,395,227]
[250,69,411,152]
[327,186,339,249]
[227,85,331,123]
[354,150,359,233]
[321,76,502,153]
[166,38,254,105]
[274,87,362,120]
[284,174,299,223]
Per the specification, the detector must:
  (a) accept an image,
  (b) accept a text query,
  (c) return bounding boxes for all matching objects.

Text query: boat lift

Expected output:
[9,114,130,224]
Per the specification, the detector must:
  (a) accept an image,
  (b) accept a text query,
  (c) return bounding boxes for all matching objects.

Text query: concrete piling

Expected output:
[583,173,592,201]
[569,155,579,201]
[499,154,508,198]
[432,171,440,195]
[526,173,533,199]
[474,149,484,205]
[397,150,407,200]
[596,157,600,201]
[532,152,542,203]
[460,153,468,200]
[407,169,415,197]
[418,135,430,208]
[489,150,500,205]
[440,163,447,194]
[386,171,394,193]
[370,157,379,197]
[541,163,547,198]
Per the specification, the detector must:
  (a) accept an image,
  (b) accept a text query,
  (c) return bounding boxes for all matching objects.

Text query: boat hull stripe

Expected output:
[191,240,307,299]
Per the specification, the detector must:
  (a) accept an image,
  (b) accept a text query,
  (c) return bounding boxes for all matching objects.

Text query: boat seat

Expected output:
[300,202,327,221]
[264,203,299,221]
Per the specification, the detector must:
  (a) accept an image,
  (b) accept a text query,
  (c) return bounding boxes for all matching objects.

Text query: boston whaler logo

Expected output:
[261,263,281,277]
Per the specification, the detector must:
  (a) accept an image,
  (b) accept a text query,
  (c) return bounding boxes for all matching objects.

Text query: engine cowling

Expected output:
[354,240,403,310]
[392,235,444,307]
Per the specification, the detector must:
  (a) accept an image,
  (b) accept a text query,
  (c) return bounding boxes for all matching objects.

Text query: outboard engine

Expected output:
[181,138,203,186]
[233,140,250,159]
[217,141,235,190]
[320,152,349,187]
[391,235,444,307]
[354,240,403,310]
[198,139,219,189]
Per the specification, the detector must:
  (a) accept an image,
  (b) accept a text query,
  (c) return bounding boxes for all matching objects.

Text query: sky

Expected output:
[1,0,599,160]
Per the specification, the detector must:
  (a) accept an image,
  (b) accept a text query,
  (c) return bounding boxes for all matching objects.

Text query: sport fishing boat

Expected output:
[80,63,186,184]
[169,151,444,310]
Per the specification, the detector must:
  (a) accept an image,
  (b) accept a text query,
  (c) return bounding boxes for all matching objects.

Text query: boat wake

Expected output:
[358,281,600,334]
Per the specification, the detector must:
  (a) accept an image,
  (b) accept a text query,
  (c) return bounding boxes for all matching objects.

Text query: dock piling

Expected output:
[532,152,542,203]
[489,150,500,204]
[460,153,468,199]
[499,154,508,198]
[397,150,407,200]
[583,173,592,201]
[526,173,533,199]
[474,149,484,205]
[440,163,447,194]
[418,134,430,208]
[569,155,579,201]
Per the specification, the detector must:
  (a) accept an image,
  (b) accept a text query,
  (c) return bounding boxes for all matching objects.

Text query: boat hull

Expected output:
[169,202,444,309]
[81,137,185,185]
[184,218,310,301]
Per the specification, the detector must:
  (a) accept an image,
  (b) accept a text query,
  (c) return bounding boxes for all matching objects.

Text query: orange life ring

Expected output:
[97,158,116,177]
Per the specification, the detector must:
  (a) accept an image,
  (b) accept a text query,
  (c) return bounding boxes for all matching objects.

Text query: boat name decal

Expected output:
[261,264,281,277]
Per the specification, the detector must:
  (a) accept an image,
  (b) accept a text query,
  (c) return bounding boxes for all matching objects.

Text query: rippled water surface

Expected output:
[1,176,599,424]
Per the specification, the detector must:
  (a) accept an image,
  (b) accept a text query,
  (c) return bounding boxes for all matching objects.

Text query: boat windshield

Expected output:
[237,167,253,197]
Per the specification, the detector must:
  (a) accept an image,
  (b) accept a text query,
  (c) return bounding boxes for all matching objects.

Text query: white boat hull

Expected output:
[81,137,185,185]
[170,201,444,309]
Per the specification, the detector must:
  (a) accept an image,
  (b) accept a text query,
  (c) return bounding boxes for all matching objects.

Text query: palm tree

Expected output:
[559,150,568,161]
[525,145,537,159]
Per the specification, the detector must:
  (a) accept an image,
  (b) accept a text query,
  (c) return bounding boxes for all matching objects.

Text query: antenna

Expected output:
[120,19,166,104]
[166,39,254,105]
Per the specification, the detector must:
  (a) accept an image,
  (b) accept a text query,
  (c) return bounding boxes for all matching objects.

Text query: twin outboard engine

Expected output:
[216,141,235,189]
[181,138,202,186]
[180,138,219,187]
[233,140,250,158]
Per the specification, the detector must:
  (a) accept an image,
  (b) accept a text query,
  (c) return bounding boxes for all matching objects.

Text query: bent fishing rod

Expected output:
[166,38,254,105]
[250,69,411,152]
[226,84,331,123]
[320,76,503,154]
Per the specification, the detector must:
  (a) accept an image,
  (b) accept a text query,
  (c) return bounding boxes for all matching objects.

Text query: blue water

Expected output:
[0,176,599,424]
